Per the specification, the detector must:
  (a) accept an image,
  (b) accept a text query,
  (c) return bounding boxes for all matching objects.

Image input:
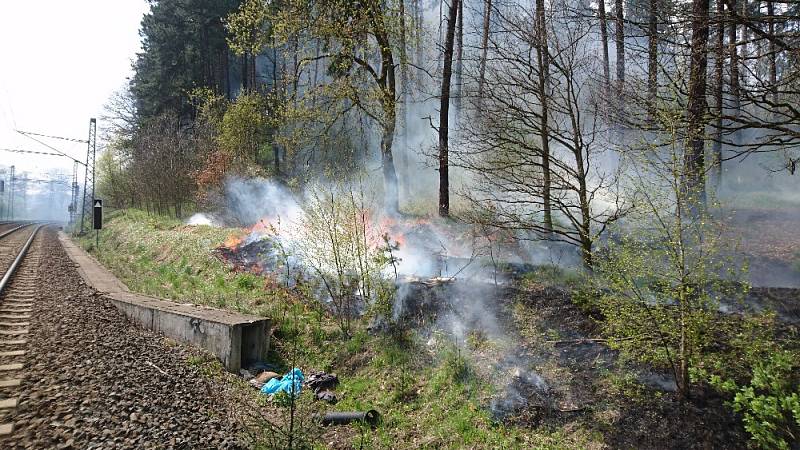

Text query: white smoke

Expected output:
[186,213,219,226]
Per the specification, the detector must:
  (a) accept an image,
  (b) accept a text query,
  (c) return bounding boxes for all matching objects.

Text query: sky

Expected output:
[0,0,149,179]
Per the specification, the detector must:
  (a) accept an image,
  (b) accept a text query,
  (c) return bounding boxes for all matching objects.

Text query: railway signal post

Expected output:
[93,199,102,248]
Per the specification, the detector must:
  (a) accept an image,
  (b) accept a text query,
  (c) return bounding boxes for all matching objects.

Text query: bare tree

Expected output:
[707,0,800,170]
[536,0,553,232]
[615,0,625,100]
[439,0,459,217]
[399,0,411,203]
[728,0,741,145]
[456,2,626,267]
[129,113,201,217]
[597,0,611,91]
[647,0,659,104]
[454,0,464,120]
[478,0,493,99]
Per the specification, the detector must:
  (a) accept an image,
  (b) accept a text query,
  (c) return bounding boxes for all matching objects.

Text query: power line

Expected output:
[0,147,68,158]
[16,129,88,144]
[14,131,86,166]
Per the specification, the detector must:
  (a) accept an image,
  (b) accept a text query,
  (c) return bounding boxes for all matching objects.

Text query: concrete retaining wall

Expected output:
[58,231,270,372]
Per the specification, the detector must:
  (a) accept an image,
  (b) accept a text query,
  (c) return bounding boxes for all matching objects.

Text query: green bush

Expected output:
[714,351,800,449]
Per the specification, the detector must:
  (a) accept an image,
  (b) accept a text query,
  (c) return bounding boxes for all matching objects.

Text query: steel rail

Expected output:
[0,223,31,240]
[0,225,42,296]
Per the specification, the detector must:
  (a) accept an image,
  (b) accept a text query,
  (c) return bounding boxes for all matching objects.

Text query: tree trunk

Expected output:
[740,0,749,75]
[685,0,711,208]
[713,0,725,186]
[242,53,249,92]
[382,116,399,215]
[647,0,658,104]
[399,0,411,204]
[535,0,553,232]
[224,48,231,99]
[454,0,464,121]
[312,39,320,105]
[478,0,493,99]
[438,0,459,217]
[678,294,690,399]
[251,52,258,91]
[728,0,740,144]
[372,6,400,214]
[767,0,776,97]
[615,0,625,100]
[272,34,281,175]
[437,0,444,73]
[598,0,611,90]
[414,0,424,90]
[576,152,593,269]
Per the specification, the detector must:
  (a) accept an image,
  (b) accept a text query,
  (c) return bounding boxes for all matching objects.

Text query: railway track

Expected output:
[0,224,43,436]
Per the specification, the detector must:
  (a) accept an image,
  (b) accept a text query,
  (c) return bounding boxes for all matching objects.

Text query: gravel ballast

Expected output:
[0,228,243,448]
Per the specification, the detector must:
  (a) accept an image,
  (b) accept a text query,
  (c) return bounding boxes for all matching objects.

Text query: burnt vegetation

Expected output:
[93,0,800,448]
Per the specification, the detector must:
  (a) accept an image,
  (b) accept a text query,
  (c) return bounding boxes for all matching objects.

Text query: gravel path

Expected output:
[0,228,243,449]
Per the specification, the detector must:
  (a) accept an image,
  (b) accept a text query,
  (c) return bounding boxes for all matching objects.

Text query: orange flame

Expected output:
[224,233,245,248]
[223,217,281,249]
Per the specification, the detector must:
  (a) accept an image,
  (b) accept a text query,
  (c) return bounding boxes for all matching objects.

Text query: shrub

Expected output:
[713,351,800,449]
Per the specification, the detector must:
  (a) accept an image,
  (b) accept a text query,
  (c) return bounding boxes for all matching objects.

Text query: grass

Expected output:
[72,209,596,449]
[76,209,273,317]
[519,264,585,289]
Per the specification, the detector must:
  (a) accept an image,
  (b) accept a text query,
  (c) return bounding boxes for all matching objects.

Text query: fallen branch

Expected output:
[546,338,609,345]
[557,406,586,413]
[546,335,640,345]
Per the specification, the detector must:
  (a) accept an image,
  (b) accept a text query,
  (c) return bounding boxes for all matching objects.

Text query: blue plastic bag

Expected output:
[261,368,304,397]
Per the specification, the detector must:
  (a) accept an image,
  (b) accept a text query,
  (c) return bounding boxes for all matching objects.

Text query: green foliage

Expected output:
[235,273,260,290]
[190,87,228,128]
[131,0,240,118]
[521,264,584,288]
[218,92,270,166]
[226,0,406,184]
[432,347,472,391]
[712,351,800,449]
[594,120,748,397]
[594,222,737,393]
[296,178,395,336]
[225,0,272,56]
[96,145,133,209]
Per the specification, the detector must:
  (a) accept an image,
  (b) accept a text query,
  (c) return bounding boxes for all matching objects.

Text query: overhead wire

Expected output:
[14,131,86,166]
[16,130,87,144]
[0,147,70,158]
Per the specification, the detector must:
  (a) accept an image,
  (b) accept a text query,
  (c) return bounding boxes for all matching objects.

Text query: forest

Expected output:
[93,0,799,448]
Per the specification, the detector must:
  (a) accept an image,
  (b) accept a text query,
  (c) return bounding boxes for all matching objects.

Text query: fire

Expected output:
[224,233,245,248]
[250,217,277,234]
[223,217,280,249]
[378,216,434,249]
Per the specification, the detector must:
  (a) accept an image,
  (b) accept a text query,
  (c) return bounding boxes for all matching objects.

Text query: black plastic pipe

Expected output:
[321,410,380,427]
